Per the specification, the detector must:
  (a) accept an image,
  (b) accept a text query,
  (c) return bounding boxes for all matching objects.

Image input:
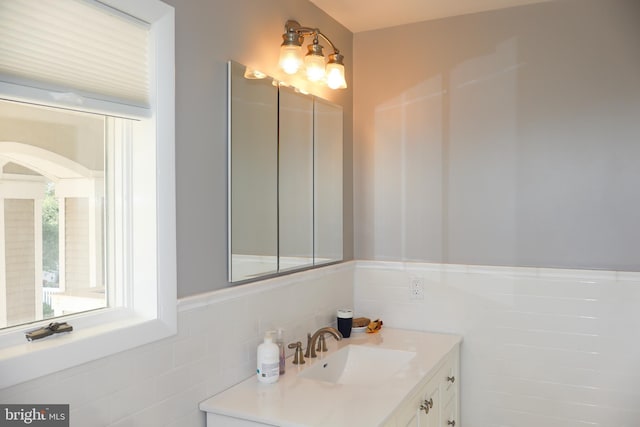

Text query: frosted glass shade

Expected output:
[280,45,303,75]
[326,62,347,89]
[305,54,326,82]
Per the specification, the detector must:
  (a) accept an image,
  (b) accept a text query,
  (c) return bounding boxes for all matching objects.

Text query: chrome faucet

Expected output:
[306,326,343,358]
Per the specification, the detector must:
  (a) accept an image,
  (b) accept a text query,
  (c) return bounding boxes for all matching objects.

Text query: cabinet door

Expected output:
[417,377,440,427]
[390,344,460,427]
[395,388,422,426]
[401,411,418,427]
[381,415,398,427]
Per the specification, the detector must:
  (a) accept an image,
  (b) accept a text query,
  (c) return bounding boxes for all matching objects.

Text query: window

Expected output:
[0,101,109,329]
[0,0,176,388]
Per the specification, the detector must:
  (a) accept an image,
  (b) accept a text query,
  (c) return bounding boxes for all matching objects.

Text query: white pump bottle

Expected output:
[257,331,280,383]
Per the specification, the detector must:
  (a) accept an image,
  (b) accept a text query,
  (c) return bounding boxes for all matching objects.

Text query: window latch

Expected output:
[25,322,73,342]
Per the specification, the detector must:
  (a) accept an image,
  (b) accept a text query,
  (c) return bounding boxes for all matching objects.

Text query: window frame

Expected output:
[0,0,176,389]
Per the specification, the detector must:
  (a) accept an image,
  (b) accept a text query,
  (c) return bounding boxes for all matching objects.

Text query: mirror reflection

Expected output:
[229,62,278,282]
[279,86,314,271]
[228,61,343,282]
[314,98,343,264]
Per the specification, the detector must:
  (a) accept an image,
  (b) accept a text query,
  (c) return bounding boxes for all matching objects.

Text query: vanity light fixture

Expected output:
[279,20,347,89]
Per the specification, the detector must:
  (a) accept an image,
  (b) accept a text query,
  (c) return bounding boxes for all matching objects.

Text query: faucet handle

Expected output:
[288,341,305,365]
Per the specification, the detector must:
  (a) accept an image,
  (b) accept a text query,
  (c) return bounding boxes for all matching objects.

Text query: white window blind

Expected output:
[0,0,149,107]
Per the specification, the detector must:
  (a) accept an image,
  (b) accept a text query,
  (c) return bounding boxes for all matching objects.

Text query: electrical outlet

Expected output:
[409,276,424,300]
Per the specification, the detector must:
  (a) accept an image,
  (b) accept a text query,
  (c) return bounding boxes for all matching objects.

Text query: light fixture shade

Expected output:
[305,54,325,82]
[280,44,303,75]
[304,41,325,82]
[326,53,347,89]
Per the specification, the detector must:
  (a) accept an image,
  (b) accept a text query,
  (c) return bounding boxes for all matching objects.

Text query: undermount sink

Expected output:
[298,344,416,385]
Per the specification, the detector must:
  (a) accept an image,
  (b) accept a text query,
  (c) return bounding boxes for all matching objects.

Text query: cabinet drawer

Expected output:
[441,394,457,427]
[439,351,458,404]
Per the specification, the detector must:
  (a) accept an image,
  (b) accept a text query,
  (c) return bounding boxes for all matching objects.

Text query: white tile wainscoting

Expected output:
[0,263,354,427]
[2,260,638,426]
[354,261,640,427]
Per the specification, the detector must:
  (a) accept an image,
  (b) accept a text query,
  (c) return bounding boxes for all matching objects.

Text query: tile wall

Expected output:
[4,260,637,427]
[354,261,640,427]
[0,263,354,427]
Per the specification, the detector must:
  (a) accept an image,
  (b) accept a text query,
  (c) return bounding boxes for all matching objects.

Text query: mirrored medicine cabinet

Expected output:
[228,61,343,283]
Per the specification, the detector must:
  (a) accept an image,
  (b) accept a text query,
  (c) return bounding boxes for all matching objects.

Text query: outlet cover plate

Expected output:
[409,276,424,300]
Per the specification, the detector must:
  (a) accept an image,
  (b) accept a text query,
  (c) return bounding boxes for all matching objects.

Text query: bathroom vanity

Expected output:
[199,328,461,427]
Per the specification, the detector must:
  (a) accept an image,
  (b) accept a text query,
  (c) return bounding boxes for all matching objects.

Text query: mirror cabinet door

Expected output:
[314,98,343,264]
[229,61,278,282]
[228,61,343,282]
[279,87,314,271]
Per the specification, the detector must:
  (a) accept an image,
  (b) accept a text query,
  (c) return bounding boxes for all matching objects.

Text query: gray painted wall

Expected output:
[165,0,354,297]
[354,0,640,271]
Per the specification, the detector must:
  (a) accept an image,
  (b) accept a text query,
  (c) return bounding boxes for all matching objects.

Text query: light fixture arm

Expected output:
[315,30,340,55]
[284,20,341,54]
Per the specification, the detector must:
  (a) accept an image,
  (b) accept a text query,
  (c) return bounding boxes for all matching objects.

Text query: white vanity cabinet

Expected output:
[200,329,461,427]
[382,345,459,427]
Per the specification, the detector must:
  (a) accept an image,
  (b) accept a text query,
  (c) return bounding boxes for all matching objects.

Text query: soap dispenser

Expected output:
[257,331,280,384]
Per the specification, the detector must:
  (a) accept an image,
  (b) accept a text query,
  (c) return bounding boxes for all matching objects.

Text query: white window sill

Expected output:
[0,307,176,388]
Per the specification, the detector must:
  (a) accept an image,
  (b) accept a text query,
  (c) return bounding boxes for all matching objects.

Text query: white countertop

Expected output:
[199,328,461,427]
